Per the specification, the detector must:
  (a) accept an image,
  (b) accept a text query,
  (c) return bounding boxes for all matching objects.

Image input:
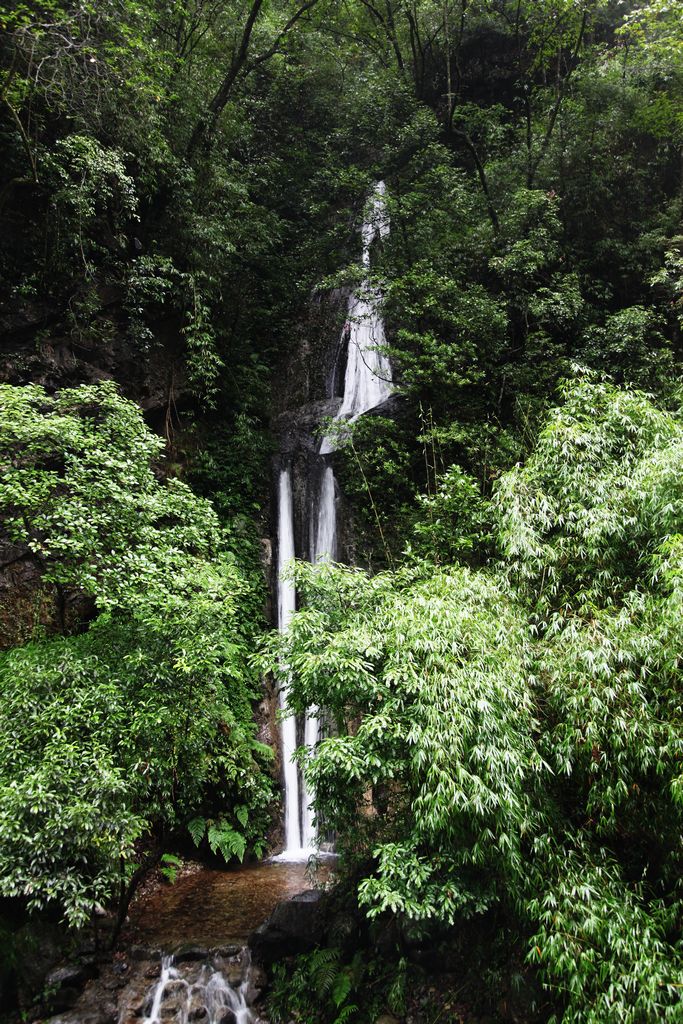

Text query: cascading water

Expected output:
[275,460,320,858]
[136,952,255,1024]
[275,181,393,858]
[276,467,303,856]
[299,464,337,850]
[319,181,392,456]
[310,464,337,565]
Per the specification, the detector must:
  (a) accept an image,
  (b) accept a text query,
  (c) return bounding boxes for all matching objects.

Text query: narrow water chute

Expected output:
[276,466,302,855]
[139,953,255,1024]
[276,181,393,858]
[320,182,393,455]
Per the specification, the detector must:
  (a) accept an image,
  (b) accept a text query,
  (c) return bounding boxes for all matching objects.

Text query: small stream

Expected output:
[124,861,320,949]
[135,952,256,1024]
[57,861,328,1024]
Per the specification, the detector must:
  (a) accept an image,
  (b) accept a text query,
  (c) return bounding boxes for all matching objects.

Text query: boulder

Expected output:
[46,964,96,990]
[129,946,162,963]
[160,998,185,1019]
[249,965,268,989]
[249,890,325,965]
[44,962,98,1012]
[188,1006,208,1021]
[212,945,241,959]
[44,1004,117,1024]
[225,964,243,987]
[327,910,360,955]
[244,962,268,1004]
[46,988,81,1013]
[172,945,209,964]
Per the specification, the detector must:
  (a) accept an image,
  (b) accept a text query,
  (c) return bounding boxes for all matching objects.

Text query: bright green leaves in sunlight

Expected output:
[263,378,683,1022]
[0,383,273,927]
[494,372,683,612]
[261,560,544,925]
[0,381,222,607]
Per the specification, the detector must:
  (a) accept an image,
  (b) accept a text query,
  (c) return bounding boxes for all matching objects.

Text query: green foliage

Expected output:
[578,307,674,390]
[268,943,418,1024]
[0,383,273,927]
[160,854,183,885]
[3,0,683,1013]
[528,845,683,1023]
[332,415,416,567]
[188,815,251,863]
[269,948,377,1024]
[262,560,543,925]
[264,379,683,1022]
[410,463,492,565]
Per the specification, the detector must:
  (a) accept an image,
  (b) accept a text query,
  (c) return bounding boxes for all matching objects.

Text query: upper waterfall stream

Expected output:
[319,180,392,455]
[275,182,393,858]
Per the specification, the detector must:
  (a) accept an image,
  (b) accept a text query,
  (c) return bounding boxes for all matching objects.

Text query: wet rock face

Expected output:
[172,946,210,965]
[0,295,188,419]
[0,542,96,649]
[44,963,99,1012]
[6,916,107,1018]
[270,288,351,419]
[274,399,341,456]
[248,889,326,965]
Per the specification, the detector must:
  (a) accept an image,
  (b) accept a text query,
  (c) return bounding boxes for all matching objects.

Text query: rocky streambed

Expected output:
[38,860,331,1024]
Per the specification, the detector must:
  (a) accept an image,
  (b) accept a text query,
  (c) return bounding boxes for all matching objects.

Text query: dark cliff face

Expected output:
[0,296,190,421]
[270,287,351,422]
[268,271,405,586]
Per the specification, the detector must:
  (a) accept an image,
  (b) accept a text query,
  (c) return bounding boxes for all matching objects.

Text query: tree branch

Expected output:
[451,127,500,234]
[186,0,321,159]
[2,97,39,183]
[527,8,588,187]
[186,0,266,159]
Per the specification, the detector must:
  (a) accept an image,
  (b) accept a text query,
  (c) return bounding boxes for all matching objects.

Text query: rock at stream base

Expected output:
[44,1002,117,1024]
[44,962,98,1012]
[249,889,325,964]
[225,963,243,987]
[130,946,162,962]
[172,945,209,964]
[213,944,242,958]
[188,1005,208,1021]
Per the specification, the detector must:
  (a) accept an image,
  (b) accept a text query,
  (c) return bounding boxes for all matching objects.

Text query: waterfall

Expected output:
[311,464,337,564]
[320,182,392,455]
[275,181,392,859]
[299,463,337,850]
[276,467,302,855]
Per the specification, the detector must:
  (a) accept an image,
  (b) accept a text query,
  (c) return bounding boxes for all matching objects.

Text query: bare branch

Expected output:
[186,0,321,159]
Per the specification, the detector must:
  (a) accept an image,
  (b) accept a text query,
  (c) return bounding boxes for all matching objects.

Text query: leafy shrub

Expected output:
[263,378,683,1021]
[0,382,273,927]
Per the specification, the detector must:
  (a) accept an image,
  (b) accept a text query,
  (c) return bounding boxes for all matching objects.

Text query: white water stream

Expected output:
[276,467,303,856]
[319,180,392,455]
[276,182,393,859]
[138,952,255,1024]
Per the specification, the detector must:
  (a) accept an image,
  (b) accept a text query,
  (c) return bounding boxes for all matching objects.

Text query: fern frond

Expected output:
[188,816,206,847]
[333,1004,358,1024]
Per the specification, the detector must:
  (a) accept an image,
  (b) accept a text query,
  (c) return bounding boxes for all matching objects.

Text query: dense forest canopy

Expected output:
[1,0,683,1021]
